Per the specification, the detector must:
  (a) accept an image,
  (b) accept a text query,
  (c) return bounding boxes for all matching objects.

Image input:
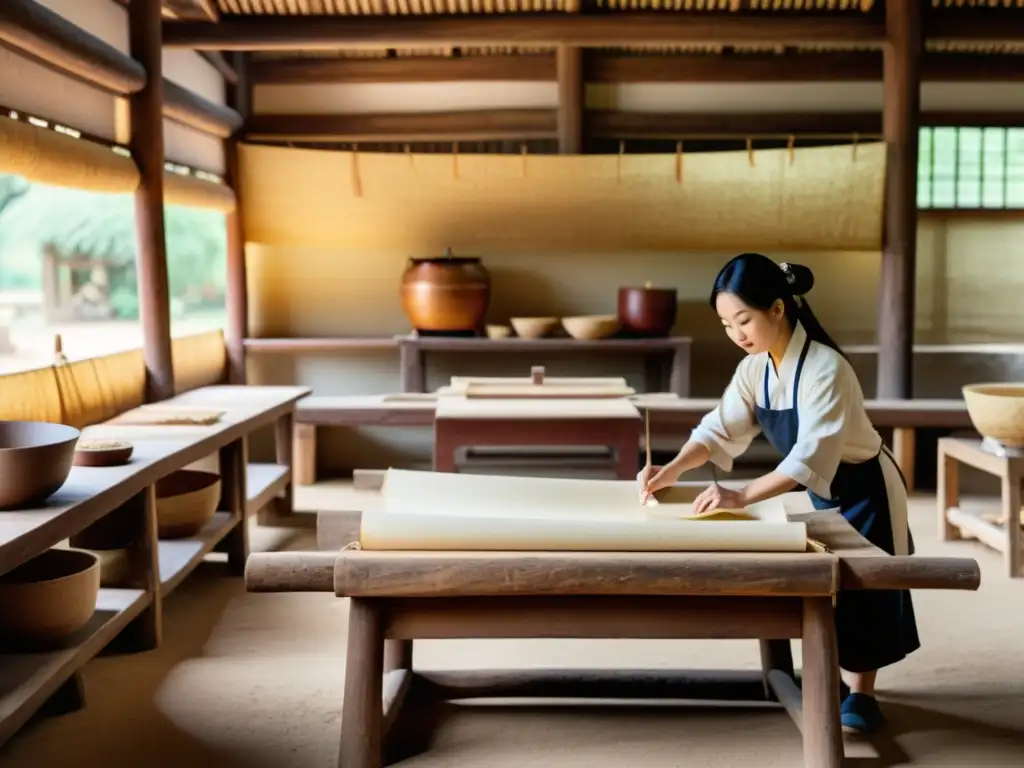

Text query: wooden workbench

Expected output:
[0,384,310,747]
[246,510,980,768]
[293,393,971,489]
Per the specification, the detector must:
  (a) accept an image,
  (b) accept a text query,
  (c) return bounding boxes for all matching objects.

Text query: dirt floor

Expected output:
[0,496,1021,768]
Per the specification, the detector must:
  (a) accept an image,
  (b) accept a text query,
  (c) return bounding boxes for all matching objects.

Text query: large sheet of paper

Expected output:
[361,469,809,552]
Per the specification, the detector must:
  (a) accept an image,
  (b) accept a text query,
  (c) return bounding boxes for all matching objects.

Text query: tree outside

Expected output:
[0,173,227,373]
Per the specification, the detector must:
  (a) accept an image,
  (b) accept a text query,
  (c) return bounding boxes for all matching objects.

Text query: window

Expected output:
[165,202,228,339]
[0,175,228,375]
[918,126,1024,210]
[0,175,142,374]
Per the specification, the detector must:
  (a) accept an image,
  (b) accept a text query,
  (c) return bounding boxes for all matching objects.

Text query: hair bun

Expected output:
[779,262,814,296]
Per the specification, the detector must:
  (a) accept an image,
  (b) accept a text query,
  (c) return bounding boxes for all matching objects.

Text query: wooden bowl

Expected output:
[155,469,221,539]
[511,317,558,339]
[74,439,134,467]
[486,324,511,340]
[0,421,80,510]
[963,383,1024,446]
[0,547,100,646]
[562,314,620,341]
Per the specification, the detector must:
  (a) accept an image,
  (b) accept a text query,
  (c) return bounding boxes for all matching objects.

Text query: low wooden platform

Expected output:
[0,384,310,747]
[245,510,980,768]
[293,393,971,490]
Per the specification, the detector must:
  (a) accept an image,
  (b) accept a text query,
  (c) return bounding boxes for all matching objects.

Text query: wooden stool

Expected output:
[938,437,1023,578]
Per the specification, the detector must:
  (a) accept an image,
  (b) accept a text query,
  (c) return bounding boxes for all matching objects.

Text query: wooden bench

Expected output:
[293,394,971,491]
[246,508,980,768]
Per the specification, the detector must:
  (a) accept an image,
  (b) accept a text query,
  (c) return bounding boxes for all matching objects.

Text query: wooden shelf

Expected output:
[244,337,397,353]
[0,587,148,747]
[246,463,291,517]
[396,334,692,352]
[158,512,237,595]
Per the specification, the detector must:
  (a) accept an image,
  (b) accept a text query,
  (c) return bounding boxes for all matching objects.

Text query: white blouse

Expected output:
[689,321,882,500]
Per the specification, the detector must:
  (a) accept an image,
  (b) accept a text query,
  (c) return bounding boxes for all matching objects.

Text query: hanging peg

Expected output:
[617,140,625,183]
[746,137,756,167]
[675,141,684,184]
[521,142,529,177]
[787,135,796,166]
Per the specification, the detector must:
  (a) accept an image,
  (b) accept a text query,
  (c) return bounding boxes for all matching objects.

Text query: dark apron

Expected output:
[754,337,920,673]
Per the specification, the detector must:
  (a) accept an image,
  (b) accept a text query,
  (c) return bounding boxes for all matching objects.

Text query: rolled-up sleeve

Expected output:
[775,366,849,499]
[689,360,761,471]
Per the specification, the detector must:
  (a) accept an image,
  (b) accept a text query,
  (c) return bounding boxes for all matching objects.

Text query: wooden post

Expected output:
[876,0,922,400]
[225,52,250,384]
[556,44,583,154]
[128,0,173,403]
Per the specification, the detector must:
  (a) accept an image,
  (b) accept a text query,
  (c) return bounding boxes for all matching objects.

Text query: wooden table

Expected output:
[0,385,309,747]
[396,335,693,396]
[246,510,980,768]
[293,393,970,489]
[433,396,642,480]
[938,436,1023,578]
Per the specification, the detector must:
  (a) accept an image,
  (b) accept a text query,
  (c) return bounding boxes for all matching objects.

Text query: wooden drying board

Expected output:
[107,405,225,426]
[245,509,981,768]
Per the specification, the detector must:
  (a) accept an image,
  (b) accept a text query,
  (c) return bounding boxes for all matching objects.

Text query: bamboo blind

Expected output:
[164,171,238,213]
[0,117,139,194]
[239,140,886,252]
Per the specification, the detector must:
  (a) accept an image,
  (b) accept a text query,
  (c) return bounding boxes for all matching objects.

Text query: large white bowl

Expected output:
[962,383,1024,446]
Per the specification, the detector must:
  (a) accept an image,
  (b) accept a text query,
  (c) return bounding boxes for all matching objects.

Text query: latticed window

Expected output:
[919,127,1024,210]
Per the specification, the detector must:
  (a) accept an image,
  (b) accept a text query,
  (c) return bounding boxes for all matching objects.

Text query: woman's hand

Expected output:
[692,483,746,515]
[638,462,683,503]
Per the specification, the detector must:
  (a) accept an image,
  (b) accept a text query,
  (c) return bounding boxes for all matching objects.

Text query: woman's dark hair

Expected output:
[709,252,846,358]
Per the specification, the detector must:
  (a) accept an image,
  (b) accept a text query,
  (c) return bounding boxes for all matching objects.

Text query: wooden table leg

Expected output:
[892,427,916,492]
[294,422,317,486]
[339,598,384,768]
[400,343,426,393]
[937,442,961,542]
[801,597,843,768]
[219,438,249,575]
[1001,467,1022,578]
[758,640,794,701]
[275,412,295,517]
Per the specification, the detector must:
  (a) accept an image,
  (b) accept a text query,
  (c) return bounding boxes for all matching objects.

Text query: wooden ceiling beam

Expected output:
[248,51,1024,85]
[0,0,146,93]
[163,77,243,136]
[250,54,557,84]
[162,14,887,50]
[199,50,238,84]
[245,109,1024,144]
[245,110,559,142]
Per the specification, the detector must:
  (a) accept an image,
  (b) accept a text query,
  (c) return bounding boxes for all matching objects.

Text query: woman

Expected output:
[640,253,919,735]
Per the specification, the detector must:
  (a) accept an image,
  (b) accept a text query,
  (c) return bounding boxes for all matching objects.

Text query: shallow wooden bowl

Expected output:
[963,383,1024,446]
[155,469,221,539]
[510,317,558,339]
[74,439,134,467]
[0,547,100,646]
[562,314,620,341]
[0,421,80,510]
